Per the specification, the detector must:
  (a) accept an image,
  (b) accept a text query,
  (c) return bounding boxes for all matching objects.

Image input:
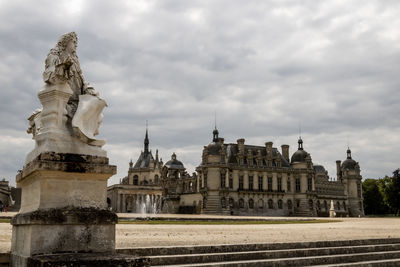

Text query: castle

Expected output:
[107,127,364,217]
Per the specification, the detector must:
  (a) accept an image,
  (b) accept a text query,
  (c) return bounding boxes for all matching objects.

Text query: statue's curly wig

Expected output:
[56,32,78,50]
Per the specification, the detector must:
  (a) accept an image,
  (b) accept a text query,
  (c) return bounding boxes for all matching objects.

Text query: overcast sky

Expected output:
[1,0,399,186]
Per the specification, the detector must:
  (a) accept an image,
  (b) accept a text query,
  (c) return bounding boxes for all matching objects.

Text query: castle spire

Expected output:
[297,123,303,150]
[212,112,219,142]
[144,121,149,154]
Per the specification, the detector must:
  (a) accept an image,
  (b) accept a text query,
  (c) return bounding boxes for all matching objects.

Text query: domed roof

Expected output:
[314,165,326,173]
[291,138,308,163]
[341,148,357,170]
[291,149,308,163]
[342,158,357,170]
[165,153,185,169]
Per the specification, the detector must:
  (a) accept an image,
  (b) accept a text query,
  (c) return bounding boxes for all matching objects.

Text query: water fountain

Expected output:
[136,194,160,215]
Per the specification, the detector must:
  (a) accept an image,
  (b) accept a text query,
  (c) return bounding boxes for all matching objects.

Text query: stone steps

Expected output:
[116,238,400,267]
[164,251,400,266]
[203,195,221,214]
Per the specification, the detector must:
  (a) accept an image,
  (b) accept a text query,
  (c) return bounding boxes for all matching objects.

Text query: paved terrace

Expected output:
[0,213,398,251]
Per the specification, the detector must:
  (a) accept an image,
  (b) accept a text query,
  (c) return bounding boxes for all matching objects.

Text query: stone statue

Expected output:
[26,32,107,162]
[42,32,99,117]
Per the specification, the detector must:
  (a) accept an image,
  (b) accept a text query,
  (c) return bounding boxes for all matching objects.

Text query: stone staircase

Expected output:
[117,238,400,266]
[202,193,229,215]
[294,199,313,217]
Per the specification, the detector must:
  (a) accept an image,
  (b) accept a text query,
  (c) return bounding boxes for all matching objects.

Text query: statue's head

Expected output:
[56,32,78,53]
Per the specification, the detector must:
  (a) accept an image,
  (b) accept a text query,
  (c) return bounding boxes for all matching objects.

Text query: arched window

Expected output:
[258,199,264,209]
[337,201,341,211]
[343,201,346,211]
[133,175,139,185]
[316,200,321,211]
[229,198,234,208]
[309,199,313,211]
[221,197,227,209]
[154,175,159,184]
[278,199,283,209]
[324,200,328,211]
[287,200,293,210]
[239,198,244,208]
[268,199,273,209]
[248,199,254,209]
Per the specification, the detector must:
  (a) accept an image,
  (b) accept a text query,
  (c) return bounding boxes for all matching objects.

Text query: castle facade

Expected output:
[108,128,364,217]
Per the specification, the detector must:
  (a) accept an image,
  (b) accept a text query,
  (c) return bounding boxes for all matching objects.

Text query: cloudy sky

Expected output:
[1,0,399,186]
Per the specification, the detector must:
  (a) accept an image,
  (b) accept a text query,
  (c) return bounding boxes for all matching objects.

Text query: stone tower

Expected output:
[336,148,364,216]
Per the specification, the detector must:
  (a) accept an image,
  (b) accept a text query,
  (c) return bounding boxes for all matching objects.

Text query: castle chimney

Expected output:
[336,160,341,180]
[237,138,245,153]
[265,142,273,155]
[281,144,289,162]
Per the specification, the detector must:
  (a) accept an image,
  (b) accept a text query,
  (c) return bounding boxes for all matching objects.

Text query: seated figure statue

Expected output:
[28,32,106,150]
[43,32,99,118]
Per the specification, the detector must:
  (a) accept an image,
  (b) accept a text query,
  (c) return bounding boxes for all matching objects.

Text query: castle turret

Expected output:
[340,147,364,216]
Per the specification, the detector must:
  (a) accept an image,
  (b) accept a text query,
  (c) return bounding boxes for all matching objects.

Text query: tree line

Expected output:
[362,169,400,216]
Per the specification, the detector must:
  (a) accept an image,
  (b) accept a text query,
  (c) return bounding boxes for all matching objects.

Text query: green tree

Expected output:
[377,170,400,216]
[362,178,388,215]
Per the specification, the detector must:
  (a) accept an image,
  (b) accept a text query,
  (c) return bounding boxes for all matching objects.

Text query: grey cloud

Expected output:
[0,0,399,185]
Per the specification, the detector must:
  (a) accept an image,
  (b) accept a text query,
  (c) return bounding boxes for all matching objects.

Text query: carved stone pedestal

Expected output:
[10,153,139,266]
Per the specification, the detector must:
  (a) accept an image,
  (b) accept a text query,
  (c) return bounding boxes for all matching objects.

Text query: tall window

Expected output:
[220,173,226,188]
[229,175,233,189]
[307,177,312,191]
[278,199,283,209]
[258,199,264,209]
[277,177,282,191]
[154,175,159,184]
[248,176,253,190]
[204,174,207,188]
[357,182,361,197]
[268,199,273,209]
[287,179,291,192]
[295,178,301,192]
[248,199,254,209]
[239,176,244,190]
[239,198,244,208]
[258,176,263,191]
[133,175,138,185]
[267,177,273,191]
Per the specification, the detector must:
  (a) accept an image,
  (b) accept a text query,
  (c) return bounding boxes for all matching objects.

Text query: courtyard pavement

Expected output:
[0,213,398,252]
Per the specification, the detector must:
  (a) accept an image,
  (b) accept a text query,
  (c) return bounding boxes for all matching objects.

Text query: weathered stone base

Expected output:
[12,153,119,266]
[23,253,150,267]
[11,207,118,267]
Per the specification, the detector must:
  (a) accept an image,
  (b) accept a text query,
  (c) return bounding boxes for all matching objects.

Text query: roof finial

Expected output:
[214,110,217,130]
[299,121,302,139]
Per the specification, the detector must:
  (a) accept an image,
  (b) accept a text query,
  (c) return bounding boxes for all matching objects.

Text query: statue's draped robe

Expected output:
[43,49,85,116]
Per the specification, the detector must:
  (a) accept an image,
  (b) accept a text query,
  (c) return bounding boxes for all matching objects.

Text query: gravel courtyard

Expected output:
[0,213,399,252]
